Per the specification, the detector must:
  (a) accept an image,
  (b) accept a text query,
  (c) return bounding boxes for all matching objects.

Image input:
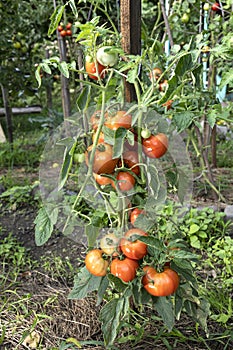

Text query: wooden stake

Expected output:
[120,0,141,103]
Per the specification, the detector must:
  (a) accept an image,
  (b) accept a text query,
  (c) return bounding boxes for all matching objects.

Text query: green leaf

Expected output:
[35,65,42,87]
[48,5,65,37]
[97,276,109,306]
[175,53,193,77]
[107,274,129,293]
[171,259,197,285]
[113,128,127,158]
[219,68,233,89]
[190,235,201,249]
[159,75,178,104]
[102,126,115,145]
[153,296,175,331]
[41,62,52,75]
[99,296,129,346]
[189,224,200,234]
[76,86,91,112]
[34,206,58,246]
[58,141,77,190]
[68,266,103,300]
[59,61,70,78]
[85,224,100,248]
[173,111,194,133]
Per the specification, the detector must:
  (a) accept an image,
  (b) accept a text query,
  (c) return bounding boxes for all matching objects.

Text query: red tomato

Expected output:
[159,79,168,92]
[122,151,140,175]
[85,249,109,276]
[162,99,173,110]
[85,58,106,80]
[85,143,118,174]
[110,257,139,282]
[90,110,108,131]
[104,110,132,130]
[58,25,63,32]
[100,233,120,256]
[211,2,220,11]
[93,172,113,186]
[60,30,67,37]
[142,133,168,158]
[66,29,72,36]
[142,265,180,297]
[114,171,135,192]
[149,67,163,81]
[130,208,145,226]
[66,22,72,29]
[120,228,147,260]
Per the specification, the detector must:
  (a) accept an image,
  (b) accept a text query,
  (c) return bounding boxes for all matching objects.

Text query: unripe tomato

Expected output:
[96,46,118,67]
[13,42,21,49]
[110,257,139,282]
[142,265,180,297]
[85,249,109,276]
[85,56,106,80]
[114,171,135,192]
[141,129,151,139]
[181,13,190,23]
[100,233,120,256]
[149,67,162,81]
[85,143,118,174]
[142,133,168,159]
[104,110,132,130]
[130,208,145,226]
[120,228,147,260]
[203,2,210,11]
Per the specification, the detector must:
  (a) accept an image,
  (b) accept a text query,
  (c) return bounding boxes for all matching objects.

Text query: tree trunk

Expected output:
[120,0,141,103]
[0,84,13,143]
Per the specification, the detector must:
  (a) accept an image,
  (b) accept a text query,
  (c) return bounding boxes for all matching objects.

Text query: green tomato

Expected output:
[96,46,118,67]
[141,129,151,139]
[13,42,21,49]
[203,2,210,11]
[73,153,85,164]
[181,13,190,24]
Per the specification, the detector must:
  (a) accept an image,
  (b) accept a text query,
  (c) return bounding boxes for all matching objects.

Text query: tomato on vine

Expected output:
[90,110,108,131]
[142,266,180,297]
[104,110,132,130]
[130,208,145,226]
[211,2,220,11]
[85,56,106,80]
[60,30,67,37]
[85,143,118,174]
[159,79,168,92]
[85,249,109,277]
[66,22,72,29]
[114,171,135,192]
[93,172,113,186]
[142,133,168,158]
[96,46,118,67]
[120,228,147,260]
[122,150,140,175]
[100,233,120,256]
[110,256,139,282]
[149,67,162,81]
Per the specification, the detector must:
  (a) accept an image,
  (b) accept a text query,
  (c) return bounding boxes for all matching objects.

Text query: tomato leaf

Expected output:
[172,111,194,133]
[48,5,65,37]
[171,260,197,286]
[107,274,129,293]
[59,61,70,78]
[76,85,91,112]
[58,140,77,190]
[85,224,100,248]
[175,53,193,77]
[99,296,129,346]
[113,127,128,158]
[35,65,42,88]
[152,296,175,331]
[96,276,109,306]
[68,266,104,300]
[34,206,58,246]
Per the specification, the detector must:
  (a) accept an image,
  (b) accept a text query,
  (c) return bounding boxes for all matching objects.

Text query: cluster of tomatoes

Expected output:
[85,213,180,297]
[83,109,180,297]
[85,109,169,192]
[57,22,72,37]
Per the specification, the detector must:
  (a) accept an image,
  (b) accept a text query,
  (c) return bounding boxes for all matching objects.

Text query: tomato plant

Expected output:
[110,256,139,282]
[120,228,147,260]
[85,249,109,277]
[142,133,168,158]
[85,143,118,174]
[142,266,180,297]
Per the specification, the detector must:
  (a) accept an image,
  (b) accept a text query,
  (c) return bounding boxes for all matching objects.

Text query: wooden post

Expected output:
[120,0,141,103]
[0,84,13,143]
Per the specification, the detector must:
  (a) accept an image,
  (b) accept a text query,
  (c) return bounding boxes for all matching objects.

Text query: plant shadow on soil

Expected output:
[0,203,233,350]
